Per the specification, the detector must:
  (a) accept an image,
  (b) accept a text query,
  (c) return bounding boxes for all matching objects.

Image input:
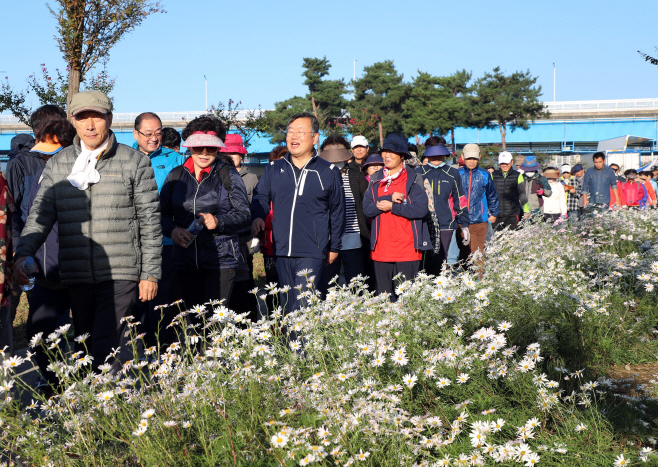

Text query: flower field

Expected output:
[2,210,658,466]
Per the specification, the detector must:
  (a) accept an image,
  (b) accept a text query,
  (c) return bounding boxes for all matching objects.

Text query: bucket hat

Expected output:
[182,131,226,149]
[424,143,451,158]
[219,134,247,155]
[361,154,384,172]
[380,133,411,159]
[320,146,352,163]
[519,155,541,172]
[543,167,559,178]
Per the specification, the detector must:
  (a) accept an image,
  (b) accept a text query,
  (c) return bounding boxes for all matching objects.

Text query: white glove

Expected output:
[461,227,471,246]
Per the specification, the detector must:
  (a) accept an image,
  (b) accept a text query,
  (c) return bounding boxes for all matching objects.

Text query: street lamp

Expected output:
[553,63,555,102]
[204,75,208,111]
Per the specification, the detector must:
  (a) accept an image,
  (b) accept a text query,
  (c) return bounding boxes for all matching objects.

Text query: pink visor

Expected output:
[182,131,226,149]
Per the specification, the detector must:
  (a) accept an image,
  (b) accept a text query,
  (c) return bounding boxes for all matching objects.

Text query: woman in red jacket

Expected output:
[620,169,647,208]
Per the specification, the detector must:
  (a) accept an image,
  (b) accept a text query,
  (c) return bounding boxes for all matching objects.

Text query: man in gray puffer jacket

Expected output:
[14,90,162,371]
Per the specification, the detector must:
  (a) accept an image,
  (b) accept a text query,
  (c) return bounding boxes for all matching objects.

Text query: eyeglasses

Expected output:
[287,130,315,138]
[136,129,163,139]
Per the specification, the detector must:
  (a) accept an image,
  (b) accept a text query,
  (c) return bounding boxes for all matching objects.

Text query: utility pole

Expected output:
[352,60,357,101]
[553,63,556,102]
[204,75,208,111]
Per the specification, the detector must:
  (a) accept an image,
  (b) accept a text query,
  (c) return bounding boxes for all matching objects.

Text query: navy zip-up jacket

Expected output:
[27,168,62,283]
[251,152,345,259]
[458,165,500,224]
[363,166,431,252]
[416,164,470,229]
[6,150,48,242]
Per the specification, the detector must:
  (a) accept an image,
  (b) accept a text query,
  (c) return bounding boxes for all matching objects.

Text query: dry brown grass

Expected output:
[13,293,29,350]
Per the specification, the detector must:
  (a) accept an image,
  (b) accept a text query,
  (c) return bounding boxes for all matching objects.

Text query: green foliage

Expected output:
[468,67,548,150]
[210,99,268,149]
[2,211,658,465]
[341,107,380,147]
[638,46,658,66]
[264,96,313,144]
[353,60,410,138]
[301,56,349,128]
[402,69,472,140]
[0,63,115,126]
[49,0,165,100]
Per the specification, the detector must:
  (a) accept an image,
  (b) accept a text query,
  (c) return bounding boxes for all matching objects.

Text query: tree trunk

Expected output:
[67,67,81,111]
[499,121,507,151]
[451,126,456,153]
[311,94,318,120]
[378,121,384,146]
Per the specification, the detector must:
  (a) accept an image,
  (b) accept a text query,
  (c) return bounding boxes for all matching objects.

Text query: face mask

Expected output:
[334,161,346,170]
[429,161,446,169]
[525,171,536,178]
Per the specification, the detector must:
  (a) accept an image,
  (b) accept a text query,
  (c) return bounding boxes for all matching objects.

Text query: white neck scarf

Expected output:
[380,163,405,192]
[67,137,109,190]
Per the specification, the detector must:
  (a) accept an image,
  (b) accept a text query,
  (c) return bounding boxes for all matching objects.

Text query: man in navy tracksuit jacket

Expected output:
[415,142,469,274]
[251,113,345,313]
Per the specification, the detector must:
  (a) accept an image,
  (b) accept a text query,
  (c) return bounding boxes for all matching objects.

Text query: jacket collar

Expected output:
[284,150,318,168]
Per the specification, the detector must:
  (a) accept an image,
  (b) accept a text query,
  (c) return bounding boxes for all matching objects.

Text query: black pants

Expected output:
[544,213,560,222]
[493,214,519,231]
[134,245,175,347]
[320,248,365,297]
[26,283,70,386]
[173,268,236,311]
[229,253,258,320]
[68,281,136,372]
[424,230,455,276]
[373,260,420,297]
[276,256,324,313]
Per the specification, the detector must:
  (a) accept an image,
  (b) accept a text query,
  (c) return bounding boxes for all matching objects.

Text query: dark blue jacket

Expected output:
[27,168,62,283]
[363,166,431,252]
[251,152,345,259]
[458,165,500,224]
[6,150,49,242]
[416,164,470,229]
[160,160,251,271]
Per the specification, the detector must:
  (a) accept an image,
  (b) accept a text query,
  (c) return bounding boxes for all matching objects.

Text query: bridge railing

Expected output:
[545,98,658,113]
[0,109,263,126]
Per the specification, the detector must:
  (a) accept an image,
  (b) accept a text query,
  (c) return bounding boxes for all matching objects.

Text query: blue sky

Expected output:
[3,0,658,113]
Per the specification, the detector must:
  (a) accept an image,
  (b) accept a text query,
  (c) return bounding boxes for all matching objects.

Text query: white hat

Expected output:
[351,135,368,148]
[561,164,572,173]
[498,151,513,164]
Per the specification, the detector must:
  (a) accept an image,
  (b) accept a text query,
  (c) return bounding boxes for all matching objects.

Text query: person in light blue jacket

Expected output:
[132,112,185,345]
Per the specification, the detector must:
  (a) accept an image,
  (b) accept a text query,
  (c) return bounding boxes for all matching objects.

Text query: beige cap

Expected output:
[69,90,113,116]
[463,143,481,160]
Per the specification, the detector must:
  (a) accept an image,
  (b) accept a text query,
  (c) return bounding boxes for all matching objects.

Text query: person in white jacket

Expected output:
[542,167,567,223]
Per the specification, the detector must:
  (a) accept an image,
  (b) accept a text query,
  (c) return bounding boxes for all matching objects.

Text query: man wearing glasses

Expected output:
[609,163,626,183]
[251,112,345,313]
[132,113,184,345]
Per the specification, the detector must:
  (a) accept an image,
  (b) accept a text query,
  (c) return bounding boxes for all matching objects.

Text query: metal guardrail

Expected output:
[544,98,658,113]
[2,99,658,125]
[0,109,268,126]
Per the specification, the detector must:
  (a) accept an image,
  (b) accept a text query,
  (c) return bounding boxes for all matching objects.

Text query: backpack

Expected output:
[169,162,232,191]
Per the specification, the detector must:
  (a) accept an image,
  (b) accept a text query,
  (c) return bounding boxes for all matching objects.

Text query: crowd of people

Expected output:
[1,89,658,389]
